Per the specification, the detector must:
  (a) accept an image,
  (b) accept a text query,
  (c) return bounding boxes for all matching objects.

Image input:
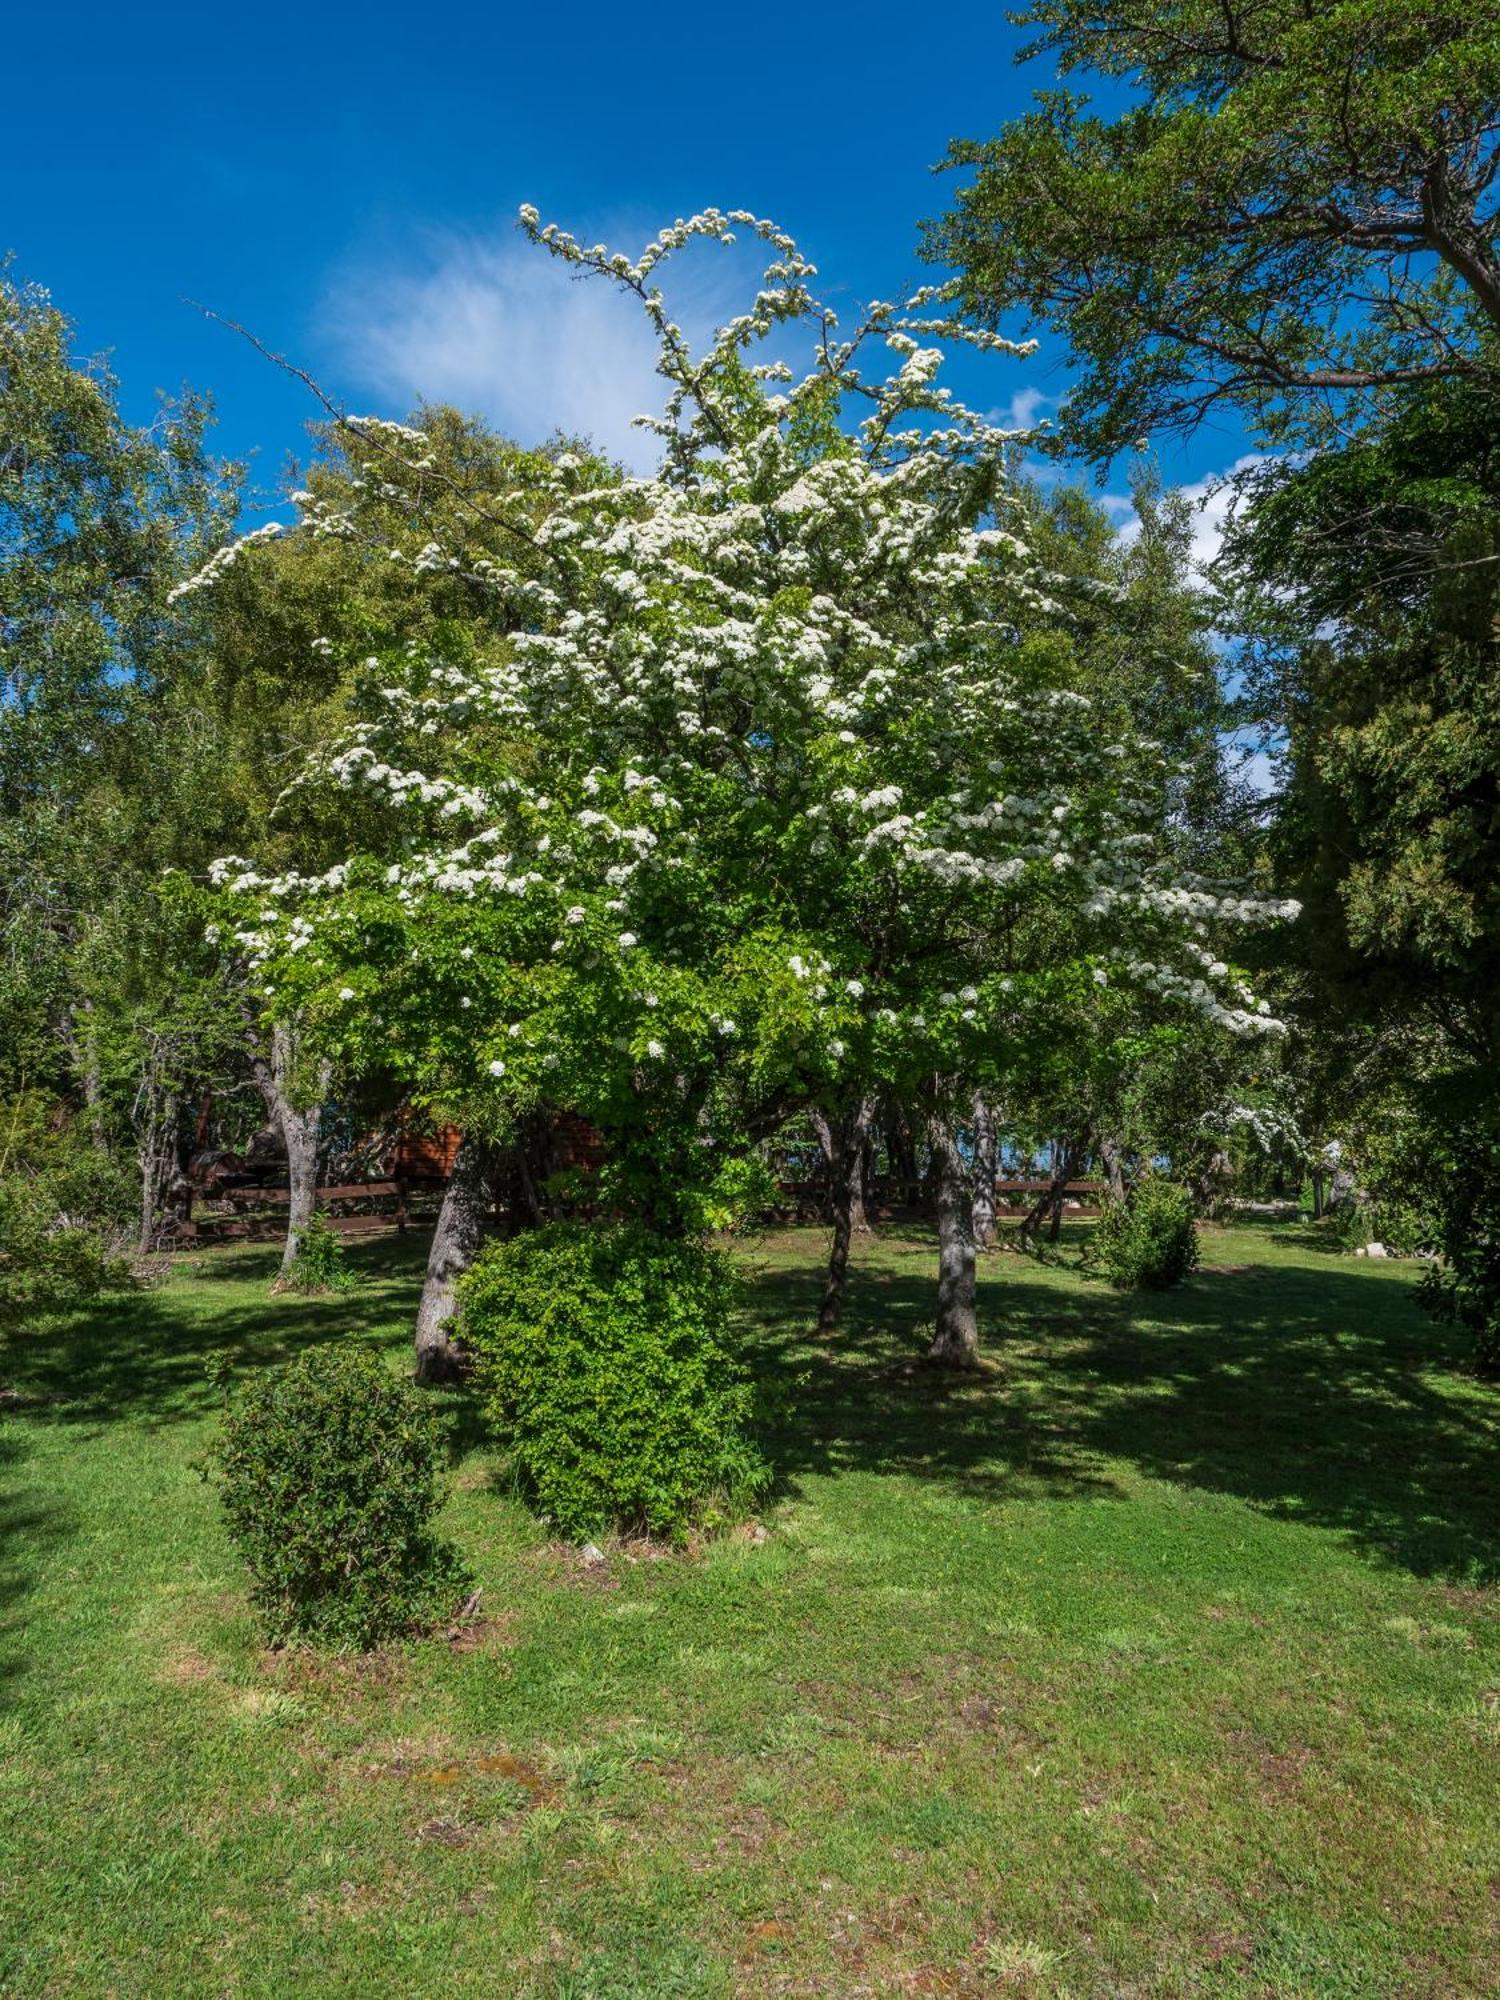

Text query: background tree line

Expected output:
[4,0,1496,1379]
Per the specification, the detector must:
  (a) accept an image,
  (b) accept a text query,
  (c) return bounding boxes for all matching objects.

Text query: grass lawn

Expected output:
[2,1221,1497,1997]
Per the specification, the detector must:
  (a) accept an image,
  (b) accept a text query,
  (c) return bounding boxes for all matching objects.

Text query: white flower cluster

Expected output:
[205,205,1296,1084]
[168,520,283,602]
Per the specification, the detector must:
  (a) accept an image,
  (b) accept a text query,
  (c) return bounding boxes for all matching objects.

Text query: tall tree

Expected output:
[199,207,1293,1375]
[0,269,233,1101]
[926,1,1500,457]
[1228,379,1500,1366]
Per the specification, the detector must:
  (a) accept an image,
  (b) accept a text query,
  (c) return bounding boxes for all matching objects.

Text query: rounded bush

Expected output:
[212,1347,470,1648]
[1087,1177,1199,1291]
[460,1223,769,1542]
[274,1215,357,1296]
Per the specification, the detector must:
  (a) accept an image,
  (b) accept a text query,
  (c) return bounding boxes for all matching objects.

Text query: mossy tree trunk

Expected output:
[414,1134,502,1384]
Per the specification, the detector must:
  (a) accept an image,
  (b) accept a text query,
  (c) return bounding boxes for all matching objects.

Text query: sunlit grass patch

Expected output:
[0,1223,1495,1995]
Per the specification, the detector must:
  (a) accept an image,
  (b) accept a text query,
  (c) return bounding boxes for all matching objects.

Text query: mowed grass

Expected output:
[1,1222,1497,1997]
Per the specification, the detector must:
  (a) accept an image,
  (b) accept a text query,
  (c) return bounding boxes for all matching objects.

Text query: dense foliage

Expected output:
[211,1348,470,1648]
[928,2,1500,1368]
[462,1223,767,1540]
[0,1094,134,1323]
[198,210,1289,1362]
[8,52,1496,1382]
[927,0,1500,456]
[272,1214,357,1296]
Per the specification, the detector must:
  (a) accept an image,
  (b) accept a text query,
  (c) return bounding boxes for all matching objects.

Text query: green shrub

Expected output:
[1087,1176,1199,1291]
[211,1347,470,1648]
[1329,1195,1421,1257]
[461,1223,769,1541]
[274,1215,356,1295]
[0,1095,134,1324]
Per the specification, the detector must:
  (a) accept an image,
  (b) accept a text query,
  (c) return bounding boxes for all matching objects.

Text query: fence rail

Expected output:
[165,1170,1110,1246]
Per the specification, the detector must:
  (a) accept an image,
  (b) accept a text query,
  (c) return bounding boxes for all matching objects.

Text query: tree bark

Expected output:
[1099,1132,1126,1203]
[1020,1136,1084,1247]
[413,1133,501,1383]
[136,1087,178,1254]
[971,1093,998,1249]
[247,1015,330,1278]
[926,1114,979,1368]
[280,1097,321,1275]
[818,1094,876,1330]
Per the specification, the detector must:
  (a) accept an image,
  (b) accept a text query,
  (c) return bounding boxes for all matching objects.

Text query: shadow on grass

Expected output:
[0,1234,432,1432]
[742,1240,1499,1584]
[4,1225,1495,1589]
[0,1426,72,1697]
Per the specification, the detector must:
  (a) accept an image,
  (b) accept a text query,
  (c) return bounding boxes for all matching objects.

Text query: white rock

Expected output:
[1364,1242,1389,1259]
[579,1543,607,1566]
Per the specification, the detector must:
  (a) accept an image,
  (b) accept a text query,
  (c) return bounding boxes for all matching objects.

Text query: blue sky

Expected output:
[9,1,1251,546]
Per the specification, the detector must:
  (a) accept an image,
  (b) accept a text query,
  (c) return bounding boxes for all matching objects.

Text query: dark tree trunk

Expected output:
[1099,1133,1126,1203]
[884,1106,920,1208]
[819,1095,876,1330]
[926,1114,979,1368]
[1020,1136,1085,1248]
[413,1134,501,1384]
[971,1093,998,1249]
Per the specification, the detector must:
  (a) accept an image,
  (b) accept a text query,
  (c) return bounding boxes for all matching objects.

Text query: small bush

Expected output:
[461,1223,769,1542]
[1328,1193,1421,1258]
[274,1215,357,1295]
[0,1096,134,1324]
[1087,1177,1199,1291]
[211,1347,470,1648]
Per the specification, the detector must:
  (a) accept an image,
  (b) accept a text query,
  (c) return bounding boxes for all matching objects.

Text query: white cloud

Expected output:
[321,222,756,473]
[1175,453,1264,575]
[991,385,1052,434]
[1112,452,1265,577]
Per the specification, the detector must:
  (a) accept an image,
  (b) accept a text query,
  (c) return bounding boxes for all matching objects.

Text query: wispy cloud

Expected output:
[991,385,1053,434]
[321,222,757,472]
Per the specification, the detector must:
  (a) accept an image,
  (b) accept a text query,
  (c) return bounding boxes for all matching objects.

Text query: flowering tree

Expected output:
[200,206,1294,1373]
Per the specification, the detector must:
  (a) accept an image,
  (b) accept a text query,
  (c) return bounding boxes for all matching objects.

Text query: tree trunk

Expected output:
[280,1095,321,1276]
[137,1089,177,1255]
[413,1134,501,1384]
[971,1093,998,1249]
[819,1095,876,1330]
[1099,1132,1126,1203]
[247,1014,331,1278]
[1020,1136,1084,1248]
[926,1114,979,1368]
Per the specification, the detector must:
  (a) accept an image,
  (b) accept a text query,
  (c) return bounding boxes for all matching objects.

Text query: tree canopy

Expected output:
[925,0,1500,457]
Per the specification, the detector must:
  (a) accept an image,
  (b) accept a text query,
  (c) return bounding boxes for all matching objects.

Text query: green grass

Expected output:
[2,1222,1497,1996]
